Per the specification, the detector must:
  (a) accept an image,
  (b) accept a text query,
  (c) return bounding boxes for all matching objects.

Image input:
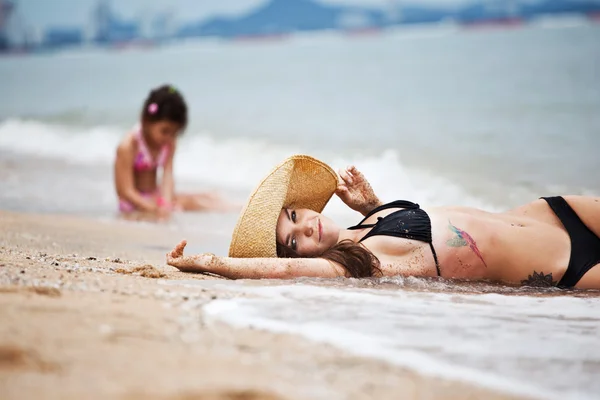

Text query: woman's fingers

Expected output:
[337,169,347,183]
[335,184,349,197]
[170,240,187,258]
[348,165,365,182]
[338,168,353,185]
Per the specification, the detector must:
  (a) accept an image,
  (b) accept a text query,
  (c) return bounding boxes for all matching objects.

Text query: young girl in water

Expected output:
[114,84,235,218]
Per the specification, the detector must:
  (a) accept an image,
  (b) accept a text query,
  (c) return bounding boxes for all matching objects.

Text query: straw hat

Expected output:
[229,155,338,258]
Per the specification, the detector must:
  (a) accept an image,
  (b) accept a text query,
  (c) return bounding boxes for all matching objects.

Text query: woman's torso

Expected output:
[357,200,571,285]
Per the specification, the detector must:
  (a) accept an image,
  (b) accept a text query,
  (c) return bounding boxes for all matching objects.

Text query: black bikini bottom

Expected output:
[542,196,600,288]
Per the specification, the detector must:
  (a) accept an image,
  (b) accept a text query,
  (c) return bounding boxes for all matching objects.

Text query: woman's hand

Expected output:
[166,240,215,272]
[335,166,382,216]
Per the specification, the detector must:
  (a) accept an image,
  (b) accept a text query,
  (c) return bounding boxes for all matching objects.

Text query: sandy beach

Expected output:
[2,20,599,400]
[0,210,525,400]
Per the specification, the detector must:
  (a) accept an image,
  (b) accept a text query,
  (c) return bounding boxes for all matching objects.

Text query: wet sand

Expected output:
[0,210,525,400]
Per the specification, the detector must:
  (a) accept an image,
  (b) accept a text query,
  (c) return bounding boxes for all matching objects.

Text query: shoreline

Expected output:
[0,210,525,400]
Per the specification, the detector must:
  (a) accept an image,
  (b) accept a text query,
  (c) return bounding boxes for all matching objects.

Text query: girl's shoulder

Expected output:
[116,129,139,157]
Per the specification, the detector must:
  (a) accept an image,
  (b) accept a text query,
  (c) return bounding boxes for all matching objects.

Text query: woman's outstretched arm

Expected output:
[166,240,346,279]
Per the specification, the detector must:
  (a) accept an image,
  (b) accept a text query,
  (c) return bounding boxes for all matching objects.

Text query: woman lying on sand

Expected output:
[167,155,600,289]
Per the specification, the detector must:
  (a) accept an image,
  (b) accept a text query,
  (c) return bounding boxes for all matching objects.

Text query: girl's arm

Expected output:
[166,240,346,279]
[159,142,176,207]
[114,140,157,212]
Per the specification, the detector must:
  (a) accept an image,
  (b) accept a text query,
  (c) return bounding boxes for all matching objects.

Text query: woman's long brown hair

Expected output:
[276,239,382,278]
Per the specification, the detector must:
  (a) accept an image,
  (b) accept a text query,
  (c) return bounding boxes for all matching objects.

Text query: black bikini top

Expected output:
[348,200,441,277]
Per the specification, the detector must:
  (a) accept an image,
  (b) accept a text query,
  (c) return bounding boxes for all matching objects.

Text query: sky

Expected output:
[14,0,471,30]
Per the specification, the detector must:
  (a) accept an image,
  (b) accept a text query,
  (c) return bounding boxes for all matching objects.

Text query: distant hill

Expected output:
[177,0,388,38]
[176,0,600,39]
[521,0,600,17]
[12,0,600,51]
[457,0,600,22]
[400,5,456,25]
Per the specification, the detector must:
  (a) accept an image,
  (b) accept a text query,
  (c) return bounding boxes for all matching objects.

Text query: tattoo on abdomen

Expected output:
[521,271,556,287]
[446,221,488,267]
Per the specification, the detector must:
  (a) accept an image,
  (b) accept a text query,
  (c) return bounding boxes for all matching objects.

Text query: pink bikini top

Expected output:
[133,127,170,172]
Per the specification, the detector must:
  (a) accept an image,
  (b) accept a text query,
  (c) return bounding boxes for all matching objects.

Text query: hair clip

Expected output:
[169,86,177,94]
[148,103,158,114]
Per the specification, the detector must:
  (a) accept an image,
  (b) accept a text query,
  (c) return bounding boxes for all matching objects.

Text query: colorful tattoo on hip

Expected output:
[446,220,488,267]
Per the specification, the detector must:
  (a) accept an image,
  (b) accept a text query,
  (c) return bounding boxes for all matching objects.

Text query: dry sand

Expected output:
[0,210,525,400]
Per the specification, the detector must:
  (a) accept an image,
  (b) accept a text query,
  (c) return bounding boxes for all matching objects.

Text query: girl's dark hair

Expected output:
[141,84,188,130]
[276,239,382,278]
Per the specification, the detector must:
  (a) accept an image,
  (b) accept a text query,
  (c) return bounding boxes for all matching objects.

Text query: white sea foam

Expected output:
[0,118,500,217]
[197,281,600,400]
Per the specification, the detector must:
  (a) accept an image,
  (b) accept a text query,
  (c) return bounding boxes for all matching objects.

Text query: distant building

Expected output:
[94,0,111,42]
[93,0,140,44]
[0,0,14,50]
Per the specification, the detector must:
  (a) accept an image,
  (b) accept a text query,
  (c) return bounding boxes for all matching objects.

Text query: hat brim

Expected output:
[229,155,338,258]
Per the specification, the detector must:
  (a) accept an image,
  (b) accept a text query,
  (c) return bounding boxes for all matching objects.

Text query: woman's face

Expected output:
[276,208,340,257]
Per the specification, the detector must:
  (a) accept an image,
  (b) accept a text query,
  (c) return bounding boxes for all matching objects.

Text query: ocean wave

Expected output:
[0,118,501,211]
[0,119,528,219]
